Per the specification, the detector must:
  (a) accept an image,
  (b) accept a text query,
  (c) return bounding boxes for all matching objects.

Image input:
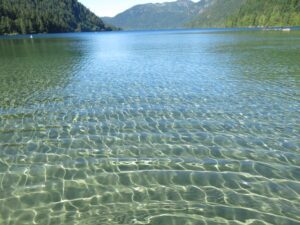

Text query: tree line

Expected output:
[0,0,116,35]
[227,0,300,27]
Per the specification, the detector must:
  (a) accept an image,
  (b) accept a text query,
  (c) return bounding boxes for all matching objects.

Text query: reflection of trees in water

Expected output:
[0,38,83,108]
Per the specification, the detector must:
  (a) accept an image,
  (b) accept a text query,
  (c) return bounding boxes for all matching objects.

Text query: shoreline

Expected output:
[0,26,299,37]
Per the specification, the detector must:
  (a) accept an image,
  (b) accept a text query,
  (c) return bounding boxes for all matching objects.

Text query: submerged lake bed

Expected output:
[0,29,300,225]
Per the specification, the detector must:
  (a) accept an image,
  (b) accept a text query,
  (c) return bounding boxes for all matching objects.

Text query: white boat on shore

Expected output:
[282,28,291,32]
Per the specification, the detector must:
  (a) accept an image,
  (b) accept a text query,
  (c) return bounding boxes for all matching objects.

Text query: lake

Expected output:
[0,29,299,225]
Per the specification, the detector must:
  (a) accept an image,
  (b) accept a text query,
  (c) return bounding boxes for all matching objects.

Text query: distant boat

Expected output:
[282,28,291,32]
[30,35,33,39]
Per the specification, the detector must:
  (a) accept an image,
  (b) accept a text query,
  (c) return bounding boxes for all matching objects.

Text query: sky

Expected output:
[79,0,192,17]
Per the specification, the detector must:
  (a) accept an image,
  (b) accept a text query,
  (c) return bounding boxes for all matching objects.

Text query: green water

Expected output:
[0,30,299,225]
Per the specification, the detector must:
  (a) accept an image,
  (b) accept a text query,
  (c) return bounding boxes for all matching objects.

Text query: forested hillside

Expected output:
[187,0,247,28]
[227,0,300,27]
[103,0,210,30]
[0,0,112,35]
[1,0,299,34]
[105,0,299,30]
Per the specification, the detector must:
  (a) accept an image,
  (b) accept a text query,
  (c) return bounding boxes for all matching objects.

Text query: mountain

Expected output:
[187,0,247,28]
[103,0,211,30]
[0,0,113,35]
[227,0,300,27]
[103,0,300,30]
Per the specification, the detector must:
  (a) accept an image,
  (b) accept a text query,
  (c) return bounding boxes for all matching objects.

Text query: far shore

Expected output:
[0,26,299,37]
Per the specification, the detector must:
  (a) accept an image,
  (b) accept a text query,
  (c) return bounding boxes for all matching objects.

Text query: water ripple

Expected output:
[0,30,300,224]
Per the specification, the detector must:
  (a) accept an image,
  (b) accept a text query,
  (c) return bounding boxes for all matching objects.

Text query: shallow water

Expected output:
[0,29,300,225]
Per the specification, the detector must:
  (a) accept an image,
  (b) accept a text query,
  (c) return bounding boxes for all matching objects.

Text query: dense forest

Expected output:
[0,0,114,35]
[227,0,300,27]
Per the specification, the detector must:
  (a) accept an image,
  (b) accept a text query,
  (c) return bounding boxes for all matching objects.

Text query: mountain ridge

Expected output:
[103,0,300,30]
[102,0,210,30]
